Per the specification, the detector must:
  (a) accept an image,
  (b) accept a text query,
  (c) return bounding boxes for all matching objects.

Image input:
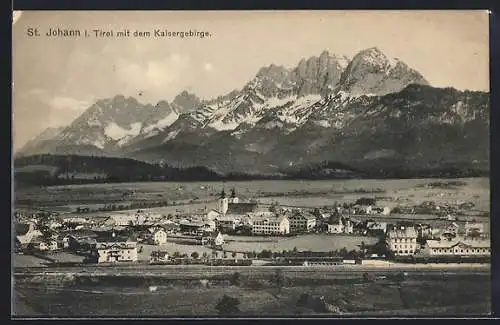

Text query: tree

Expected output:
[269,201,280,213]
[468,228,481,239]
[259,249,272,259]
[215,295,240,315]
[297,293,311,307]
[363,272,376,282]
[191,251,199,259]
[273,269,285,289]
[231,251,237,259]
[230,272,241,286]
[202,252,208,260]
[172,251,181,258]
[355,197,376,206]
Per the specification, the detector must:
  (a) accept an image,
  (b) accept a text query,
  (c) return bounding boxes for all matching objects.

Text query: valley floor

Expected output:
[13,270,490,317]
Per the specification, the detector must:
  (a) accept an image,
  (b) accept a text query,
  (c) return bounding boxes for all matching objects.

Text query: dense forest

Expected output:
[13,154,224,187]
[14,154,489,188]
[281,160,489,180]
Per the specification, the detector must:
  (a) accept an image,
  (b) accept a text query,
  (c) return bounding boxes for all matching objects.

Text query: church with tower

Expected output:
[216,187,240,215]
[206,185,261,233]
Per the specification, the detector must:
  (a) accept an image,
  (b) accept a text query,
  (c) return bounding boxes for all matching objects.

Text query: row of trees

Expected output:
[245,246,367,259]
[74,200,175,214]
[151,246,372,262]
[154,250,241,260]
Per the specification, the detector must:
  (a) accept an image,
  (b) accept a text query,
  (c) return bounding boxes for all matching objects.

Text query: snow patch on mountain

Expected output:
[93,140,105,149]
[314,120,332,128]
[104,122,142,140]
[142,111,180,135]
[162,129,181,143]
[266,95,296,107]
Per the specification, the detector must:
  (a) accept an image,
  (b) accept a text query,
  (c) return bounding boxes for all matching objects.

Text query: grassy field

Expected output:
[14,178,489,213]
[13,272,490,316]
[223,234,378,253]
[47,252,86,264]
[139,235,361,260]
[13,255,50,268]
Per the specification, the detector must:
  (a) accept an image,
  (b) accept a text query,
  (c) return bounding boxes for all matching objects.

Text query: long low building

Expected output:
[423,237,491,257]
[278,256,344,266]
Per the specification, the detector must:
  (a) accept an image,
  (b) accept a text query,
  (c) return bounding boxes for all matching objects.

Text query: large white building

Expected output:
[386,226,418,256]
[251,215,290,235]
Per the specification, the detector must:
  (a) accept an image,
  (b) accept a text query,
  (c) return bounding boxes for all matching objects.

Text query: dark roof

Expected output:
[326,217,342,225]
[94,230,135,242]
[227,203,258,215]
[67,230,98,239]
[16,223,30,236]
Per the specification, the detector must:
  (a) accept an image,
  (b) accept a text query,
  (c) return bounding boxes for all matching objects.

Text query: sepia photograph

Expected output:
[12,10,491,317]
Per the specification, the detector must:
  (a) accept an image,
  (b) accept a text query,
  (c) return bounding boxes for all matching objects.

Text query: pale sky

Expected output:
[12,10,490,151]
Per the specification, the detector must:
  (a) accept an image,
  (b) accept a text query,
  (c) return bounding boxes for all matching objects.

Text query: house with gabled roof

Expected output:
[89,232,138,263]
[386,226,418,256]
[287,210,317,233]
[16,222,43,246]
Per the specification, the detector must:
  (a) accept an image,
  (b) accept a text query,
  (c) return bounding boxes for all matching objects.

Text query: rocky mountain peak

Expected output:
[294,51,349,97]
[172,91,201,114]
[339,47,429,96]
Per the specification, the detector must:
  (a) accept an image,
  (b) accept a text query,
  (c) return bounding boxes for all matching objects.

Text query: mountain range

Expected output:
[16,47,490,177]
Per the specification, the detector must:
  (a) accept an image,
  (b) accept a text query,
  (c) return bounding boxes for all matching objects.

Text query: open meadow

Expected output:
[222,234,378,253]
[15,178,490,214]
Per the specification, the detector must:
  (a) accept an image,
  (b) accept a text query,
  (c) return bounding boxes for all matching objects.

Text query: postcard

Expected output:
[12,10,491,318]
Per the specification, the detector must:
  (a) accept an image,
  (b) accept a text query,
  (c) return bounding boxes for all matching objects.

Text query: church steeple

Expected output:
[230,188,236,198]
[218,187,229,214]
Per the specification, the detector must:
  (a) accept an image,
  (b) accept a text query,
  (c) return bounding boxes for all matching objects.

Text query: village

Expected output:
[14,187,491,268]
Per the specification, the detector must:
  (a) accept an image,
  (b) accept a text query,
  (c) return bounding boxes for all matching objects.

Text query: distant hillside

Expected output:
[13,154,224,187]
[14,154,488,189]
[282,160,489,180]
